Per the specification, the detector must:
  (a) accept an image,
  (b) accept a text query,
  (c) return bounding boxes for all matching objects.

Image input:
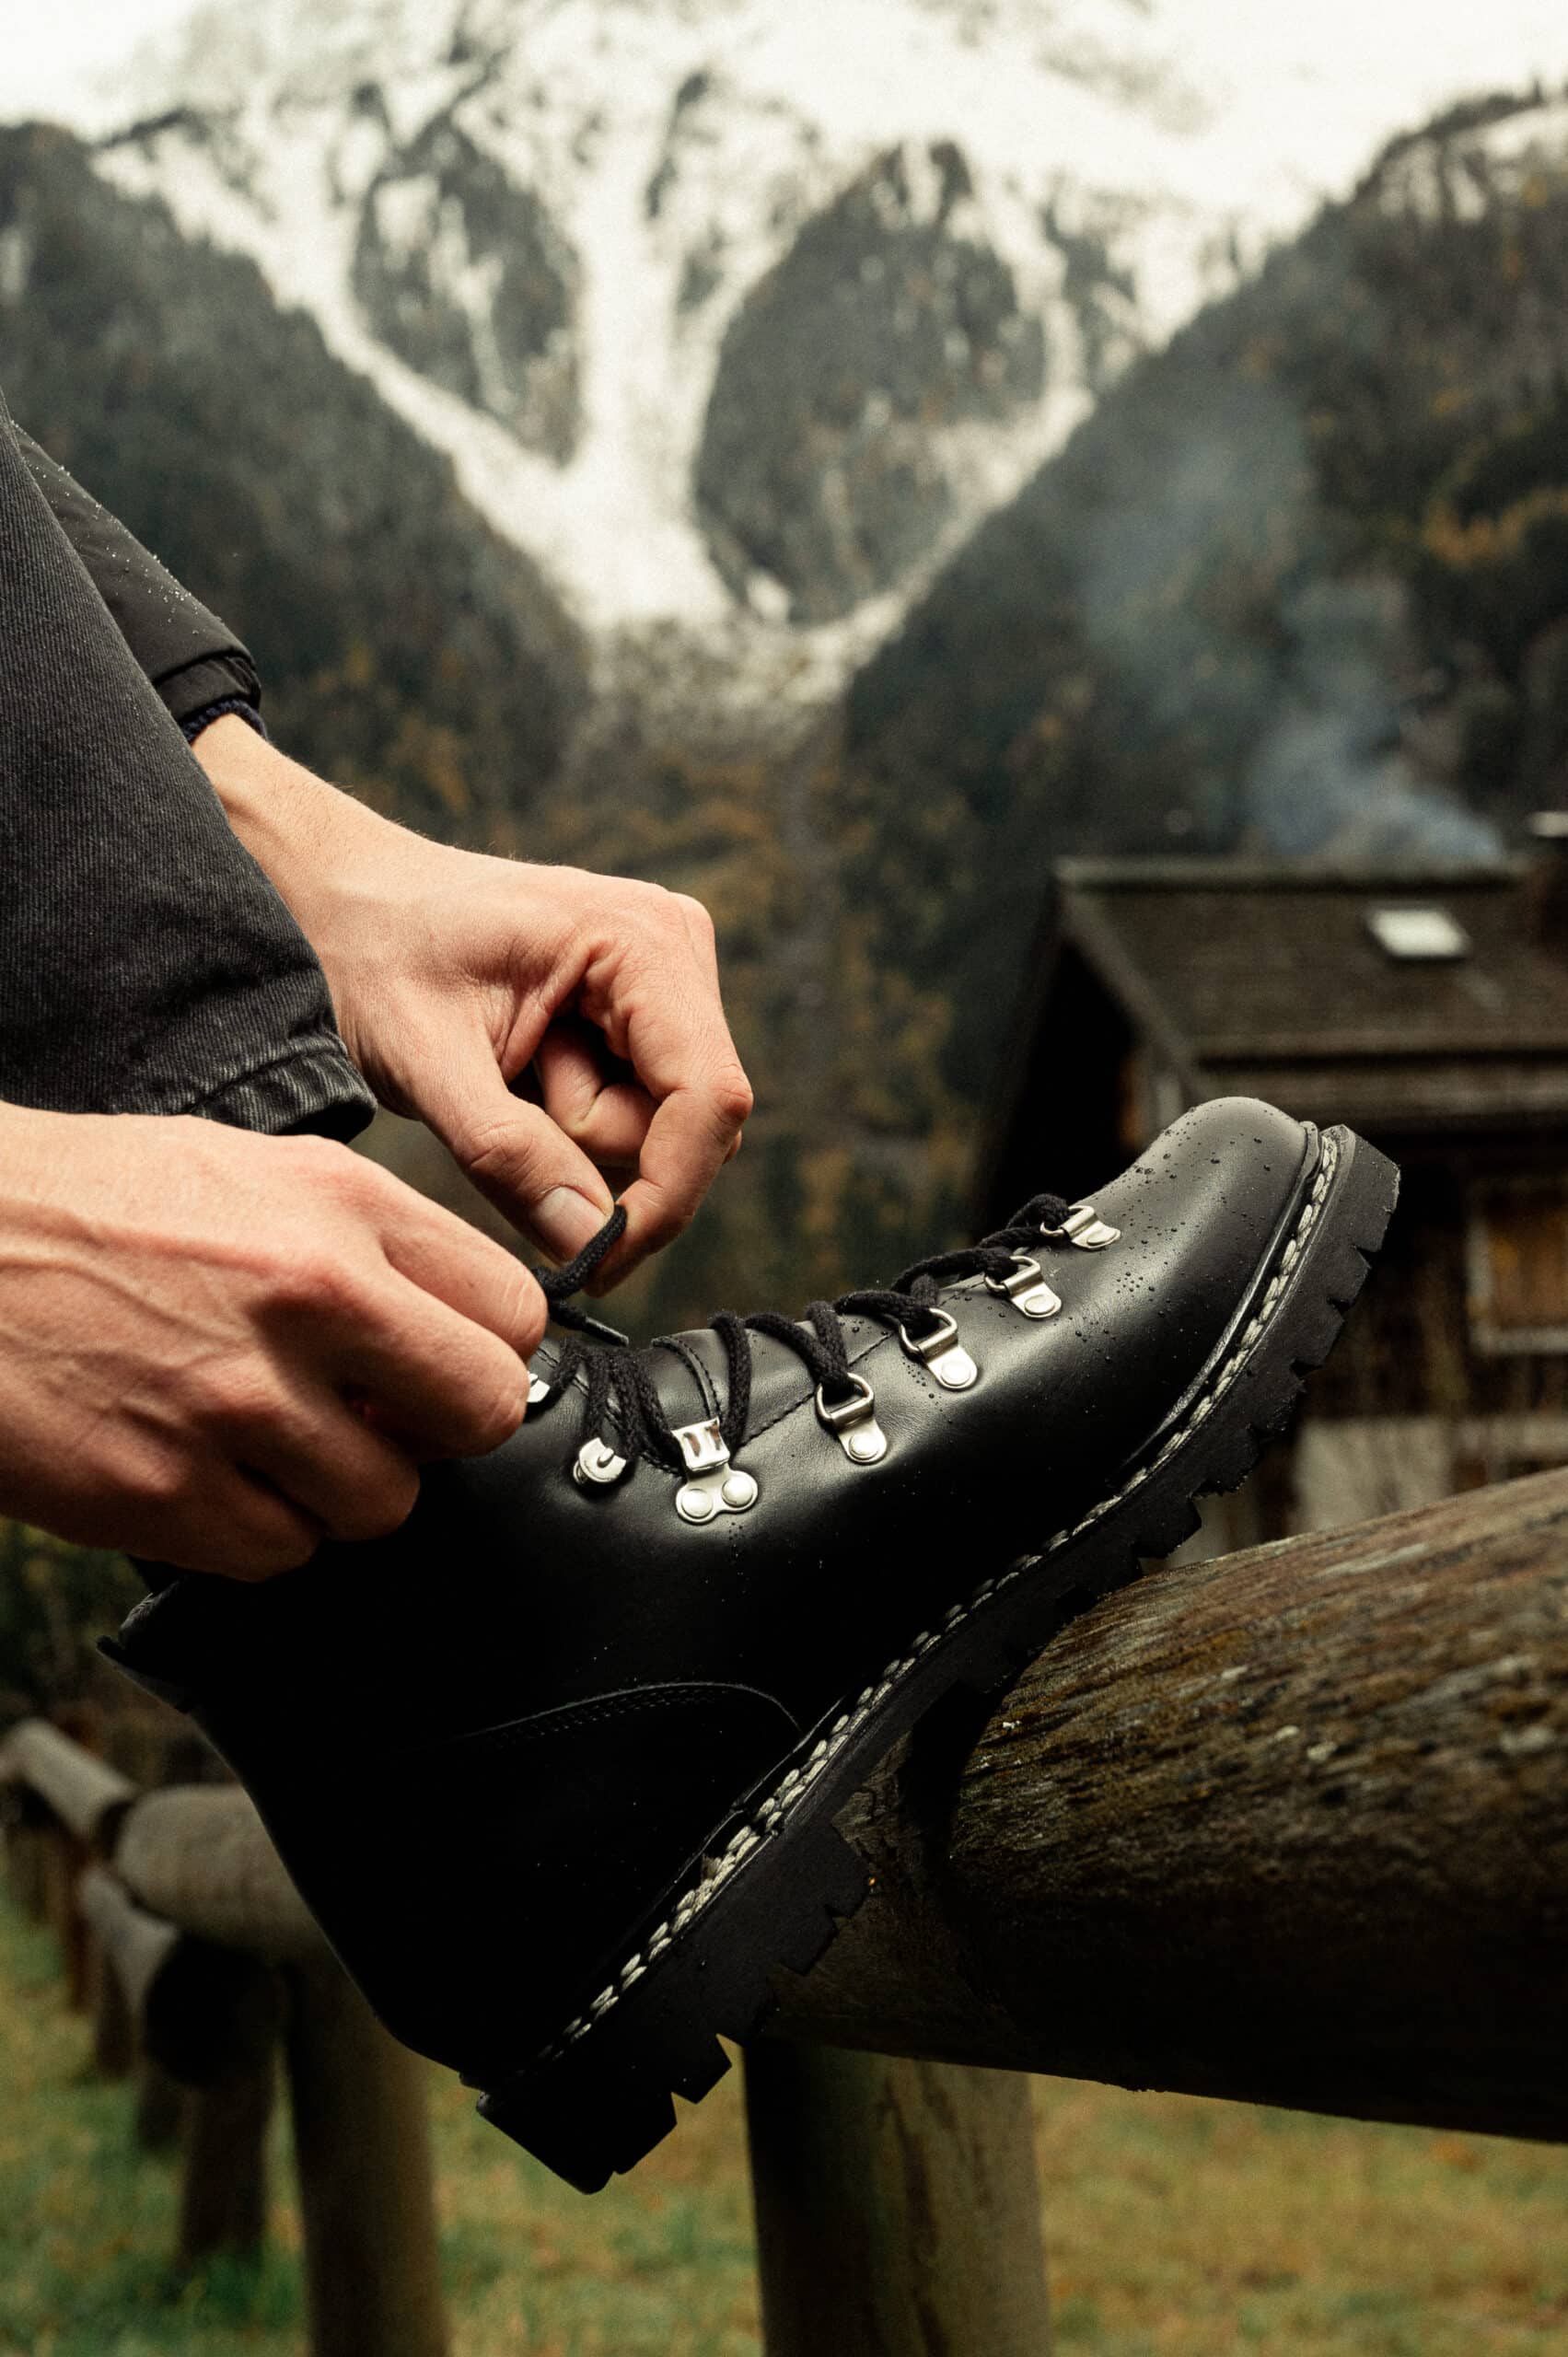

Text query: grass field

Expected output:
[0,1887,1564,2355]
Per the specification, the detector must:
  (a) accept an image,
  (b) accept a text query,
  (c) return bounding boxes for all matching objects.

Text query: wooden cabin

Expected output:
[980,849,1568,1545]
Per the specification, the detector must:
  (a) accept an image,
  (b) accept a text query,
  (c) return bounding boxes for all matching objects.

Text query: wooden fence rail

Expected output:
[3,1467,1567,2355]
[0,1727,449,2357]
[769,1465,1568,2147]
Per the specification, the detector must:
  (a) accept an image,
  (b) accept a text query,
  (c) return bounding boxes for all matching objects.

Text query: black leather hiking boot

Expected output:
[105,1097,1396,2191]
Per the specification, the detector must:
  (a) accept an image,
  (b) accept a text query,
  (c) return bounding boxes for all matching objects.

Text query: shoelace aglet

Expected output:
[574,1310,632,1348]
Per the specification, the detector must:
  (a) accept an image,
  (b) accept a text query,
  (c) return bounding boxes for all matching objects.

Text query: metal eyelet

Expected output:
[573,1437,629,1488]
[1040,1201,1120,1249]
[896,1309,978,1391]
[984,1253,1063,1318]
[527,1373,552,1407]
[672,1418,759,1525]
[814,1374,889,1464]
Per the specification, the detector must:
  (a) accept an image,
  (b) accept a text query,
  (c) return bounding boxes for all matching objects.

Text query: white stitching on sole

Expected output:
[542,1135,1342,2060]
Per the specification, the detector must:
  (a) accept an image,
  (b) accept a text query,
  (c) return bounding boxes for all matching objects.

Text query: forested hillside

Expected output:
[841,92,1568,1109]
[5,93,1568,1342]
[0,123,587,840]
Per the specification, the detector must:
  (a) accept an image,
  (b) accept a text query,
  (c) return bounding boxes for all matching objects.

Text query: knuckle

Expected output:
[200,1357,283,1438]
[630,882,685,940]
[335,1462,421,1543]
[459,1118,531,1191]
[498,1266,549,1357]
[466,1367,530,1455]
[222,1525,319,1581]
[450,1326,534,1450]
[708,1066,755,1131]
[268,1249,360,1322]
[128,1452,192,1517]
[639,1194,694,1253]
[674,891,716,937]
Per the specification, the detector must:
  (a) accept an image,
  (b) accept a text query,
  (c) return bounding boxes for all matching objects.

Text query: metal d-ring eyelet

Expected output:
[573,1437,629,1489]
[896,1308,978,1391]
[1040,1201,1121,1249]
[672,1418,759,1525]
[984,1252,1062,1319]
[814,1373,889,1465]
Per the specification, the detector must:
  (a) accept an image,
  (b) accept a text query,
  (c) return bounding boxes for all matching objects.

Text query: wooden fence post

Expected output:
[40,1826,89,2009]
[79,1860,282,2254]
[3,1806,49,1922]
[746,2048,1050,2357]
[282,1957,449,2357]
[178,2059,276,2266]
[87,1929,135,2078]
[134,2059,187,2154]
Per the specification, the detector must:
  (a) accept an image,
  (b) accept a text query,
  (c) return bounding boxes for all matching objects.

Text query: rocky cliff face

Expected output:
[354,111,581,462]
[94,0,1247,649]
[695,139,1047,622]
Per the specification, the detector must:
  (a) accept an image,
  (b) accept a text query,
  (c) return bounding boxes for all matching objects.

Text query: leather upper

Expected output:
[109,1096,1319,2062]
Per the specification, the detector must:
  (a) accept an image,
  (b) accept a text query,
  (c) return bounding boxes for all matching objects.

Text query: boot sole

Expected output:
[476,1123,1398,2189]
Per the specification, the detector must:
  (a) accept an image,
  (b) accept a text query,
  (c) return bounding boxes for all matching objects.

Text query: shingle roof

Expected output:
[1058,857,1568,1136]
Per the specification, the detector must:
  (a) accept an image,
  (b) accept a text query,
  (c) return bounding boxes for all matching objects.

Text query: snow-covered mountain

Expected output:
[81,0,1331,679]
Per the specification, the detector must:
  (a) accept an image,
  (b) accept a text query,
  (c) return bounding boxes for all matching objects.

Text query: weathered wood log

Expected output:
[771,1467,1568,2143]
[746,2049,1050,2357]
[79,1863,281,2086]
[114,1788,322,1962]
[7,1720,138,1852]
[282,1957,450,2357]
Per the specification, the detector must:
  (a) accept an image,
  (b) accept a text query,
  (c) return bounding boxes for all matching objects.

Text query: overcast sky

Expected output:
[1,0,196,127]
[3,0,1566,191]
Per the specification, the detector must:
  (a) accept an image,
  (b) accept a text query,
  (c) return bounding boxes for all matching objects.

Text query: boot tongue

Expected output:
[641,1320,830,1444]
[633,1337,716,1431]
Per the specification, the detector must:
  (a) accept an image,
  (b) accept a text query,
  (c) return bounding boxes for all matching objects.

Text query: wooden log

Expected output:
[178,2059,275,2267]
[114,1788,322,1963]
[281,1957,450,2357]
[8,1720,137,1852]
[771,1467,1568,2144]
[746,2049,1050,2357]
[79,1864,281,2087]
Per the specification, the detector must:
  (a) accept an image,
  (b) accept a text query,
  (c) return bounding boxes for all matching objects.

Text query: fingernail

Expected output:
[535,1186,613,1261]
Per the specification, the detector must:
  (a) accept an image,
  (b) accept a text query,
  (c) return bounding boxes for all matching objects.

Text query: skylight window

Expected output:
[1366,905,1469,961]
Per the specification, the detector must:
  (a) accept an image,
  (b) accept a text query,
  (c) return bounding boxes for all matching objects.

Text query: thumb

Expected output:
[420,1042,615,1262]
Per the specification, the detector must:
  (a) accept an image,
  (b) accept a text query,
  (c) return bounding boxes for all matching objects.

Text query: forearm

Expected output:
[192,715,396,943]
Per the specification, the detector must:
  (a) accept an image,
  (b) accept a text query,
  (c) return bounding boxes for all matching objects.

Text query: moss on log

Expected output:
[772,1469,1568,2142]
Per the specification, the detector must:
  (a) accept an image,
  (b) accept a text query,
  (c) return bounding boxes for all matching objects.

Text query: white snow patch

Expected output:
[36,0,1568,701]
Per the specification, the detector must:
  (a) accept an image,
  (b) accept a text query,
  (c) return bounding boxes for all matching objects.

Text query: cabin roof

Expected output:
[1055,857,1568,1136]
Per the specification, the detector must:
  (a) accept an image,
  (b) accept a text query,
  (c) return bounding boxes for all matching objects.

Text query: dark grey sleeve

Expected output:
[13,422,263,734]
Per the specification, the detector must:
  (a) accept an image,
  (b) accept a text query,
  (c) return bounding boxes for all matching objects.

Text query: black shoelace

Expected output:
[529,1192,1073,1475]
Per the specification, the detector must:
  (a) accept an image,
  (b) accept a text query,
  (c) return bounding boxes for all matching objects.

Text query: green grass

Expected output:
[1,1884,1566,2354]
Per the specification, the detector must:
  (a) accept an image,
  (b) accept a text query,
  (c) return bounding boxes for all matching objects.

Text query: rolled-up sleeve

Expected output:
[14,423,262,736]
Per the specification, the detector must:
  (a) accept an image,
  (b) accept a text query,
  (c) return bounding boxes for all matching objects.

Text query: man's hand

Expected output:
[196,719,753,1283]
[0,1104,543,1578]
